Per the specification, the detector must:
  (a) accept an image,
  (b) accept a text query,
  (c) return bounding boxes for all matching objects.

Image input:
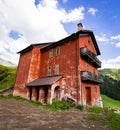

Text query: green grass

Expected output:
[0,95,71,110]
[87,106,120,130]
[0,65,17,90]
[43,101,72,110]
[101,94,120,109]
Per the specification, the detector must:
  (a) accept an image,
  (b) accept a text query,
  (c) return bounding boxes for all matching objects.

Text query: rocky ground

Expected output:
[0,98,107,130]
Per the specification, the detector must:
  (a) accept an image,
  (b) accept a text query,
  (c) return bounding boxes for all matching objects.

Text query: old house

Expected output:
[13,23,103,106]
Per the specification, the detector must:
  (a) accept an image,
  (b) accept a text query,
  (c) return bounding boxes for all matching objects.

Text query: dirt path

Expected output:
[0,99,106,130]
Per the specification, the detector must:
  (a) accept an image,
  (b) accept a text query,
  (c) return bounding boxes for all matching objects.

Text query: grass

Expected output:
[0,65,17,90]
[87,106,120,130]
[0,95,71,110]
[43,101,72,111]
[101,94,120,109]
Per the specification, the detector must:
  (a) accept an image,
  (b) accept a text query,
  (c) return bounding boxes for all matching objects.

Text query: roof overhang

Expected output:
[26,75,63,87]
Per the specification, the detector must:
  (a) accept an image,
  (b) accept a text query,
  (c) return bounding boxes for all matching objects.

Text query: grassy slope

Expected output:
[102,94,120,109]
[99,68,120,80]
[0,65,17,90]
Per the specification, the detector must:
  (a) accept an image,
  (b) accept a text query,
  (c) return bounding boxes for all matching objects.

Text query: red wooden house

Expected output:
[13,23,103,106]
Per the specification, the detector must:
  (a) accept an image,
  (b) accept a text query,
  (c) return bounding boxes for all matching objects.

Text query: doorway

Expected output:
[29,87,32,100]
[54,86,60,101]
[36,88,40,101]
[85,87,91,105]
[44,87,48,104]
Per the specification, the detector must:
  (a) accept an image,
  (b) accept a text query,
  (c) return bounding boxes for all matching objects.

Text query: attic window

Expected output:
[49,49,53,58]
[48,66,52,76]
[56,46,60,56]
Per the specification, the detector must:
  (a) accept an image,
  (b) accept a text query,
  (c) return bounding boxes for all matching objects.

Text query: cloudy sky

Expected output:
[0,0,120,68]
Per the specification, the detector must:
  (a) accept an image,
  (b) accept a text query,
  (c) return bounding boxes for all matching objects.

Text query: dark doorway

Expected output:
[85,87,91,105]
[44,87,48,104]
[29,87,32,100]
[54,86,60,101]
[36,88,40,101]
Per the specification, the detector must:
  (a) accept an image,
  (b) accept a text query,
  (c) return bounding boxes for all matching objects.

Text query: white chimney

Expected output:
[77,23,83,31]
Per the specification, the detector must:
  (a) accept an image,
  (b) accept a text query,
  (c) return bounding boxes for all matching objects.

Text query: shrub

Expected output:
[86,106,104,113]
[44,101,72,111]
[76,105,84,111]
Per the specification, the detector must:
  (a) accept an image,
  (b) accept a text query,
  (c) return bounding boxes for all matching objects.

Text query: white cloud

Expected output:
[102,56,120,68]
[95,35,109,43]
[111,35,120,40]
[61,7,85,23]
[88,8,98,16]
[111,34,120,48]
[96,34,120,46]
[0,0,85,65]
[116,42,120,48]
[62,0,68,3]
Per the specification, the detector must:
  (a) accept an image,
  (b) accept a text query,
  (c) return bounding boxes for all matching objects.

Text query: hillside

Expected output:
[0,65,17,90]
[99,69,120,100]
[99,68,120,80]
[102,94,120,109]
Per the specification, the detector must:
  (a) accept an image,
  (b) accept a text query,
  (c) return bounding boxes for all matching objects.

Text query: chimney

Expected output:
[77,23,83,31]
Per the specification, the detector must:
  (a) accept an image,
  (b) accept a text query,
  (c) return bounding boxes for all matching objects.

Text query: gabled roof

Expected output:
[18,42,54,54]
[18,29,100,55]
[26,75,62,87]
[41,30,101,55]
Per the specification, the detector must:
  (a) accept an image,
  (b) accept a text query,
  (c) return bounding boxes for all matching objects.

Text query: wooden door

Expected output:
[86,87,91,105]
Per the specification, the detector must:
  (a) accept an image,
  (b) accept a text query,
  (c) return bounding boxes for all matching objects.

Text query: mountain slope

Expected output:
[0,65,17,90]
[99,68,120,80]
[99,69,120,100]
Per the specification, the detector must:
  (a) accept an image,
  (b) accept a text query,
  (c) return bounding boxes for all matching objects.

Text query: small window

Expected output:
[55,64,59,75]
[48,66,52,76]
[49,49,53,58]
[86,64,89,71]
[56,46,60,56]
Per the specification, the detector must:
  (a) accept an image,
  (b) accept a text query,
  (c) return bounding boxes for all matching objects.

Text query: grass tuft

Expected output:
[44,101,72,111]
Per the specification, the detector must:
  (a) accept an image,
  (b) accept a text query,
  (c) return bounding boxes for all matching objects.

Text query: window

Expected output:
[48,66,52,76]
[49,49,53,58]
[55,64,59,75]
[86,64,89,71]
[56,46,60,56]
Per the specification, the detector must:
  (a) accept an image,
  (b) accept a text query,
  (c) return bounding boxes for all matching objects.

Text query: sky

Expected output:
[0,0,120,68]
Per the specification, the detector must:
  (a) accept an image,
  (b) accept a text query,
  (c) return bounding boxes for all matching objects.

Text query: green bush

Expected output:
[44,101,72,110]
[86,106,104,113]
[76,105,84,111]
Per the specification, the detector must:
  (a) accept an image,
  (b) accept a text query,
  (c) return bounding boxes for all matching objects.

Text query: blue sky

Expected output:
[0,0,120,68]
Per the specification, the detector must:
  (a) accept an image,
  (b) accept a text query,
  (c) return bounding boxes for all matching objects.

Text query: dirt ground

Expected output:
[0,99,106,130]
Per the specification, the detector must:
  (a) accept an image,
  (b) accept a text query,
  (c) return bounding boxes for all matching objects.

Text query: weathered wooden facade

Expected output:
[13,24,103,106]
